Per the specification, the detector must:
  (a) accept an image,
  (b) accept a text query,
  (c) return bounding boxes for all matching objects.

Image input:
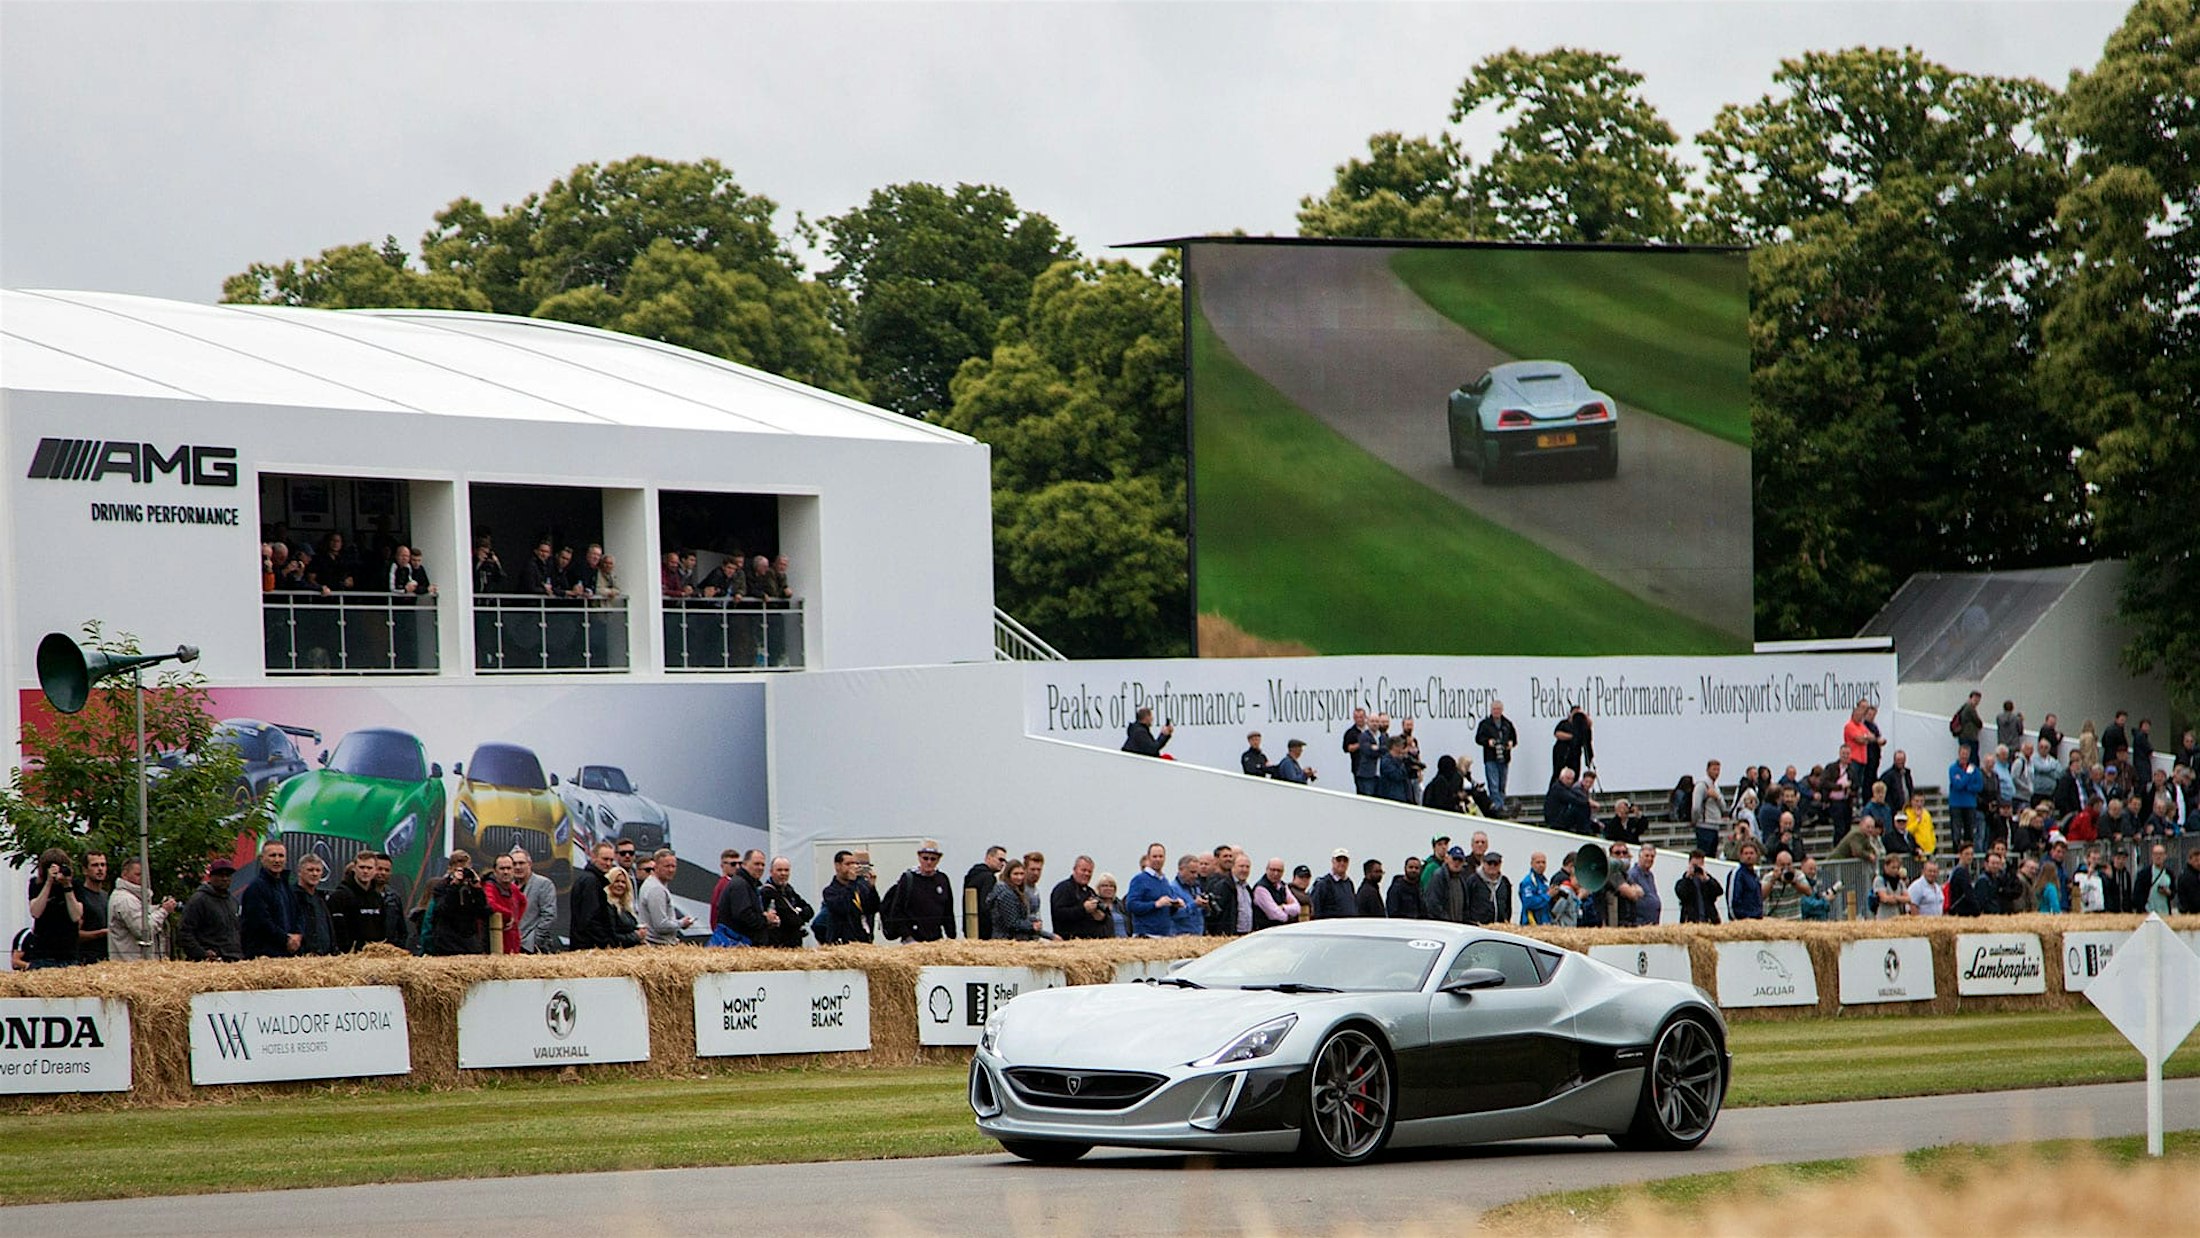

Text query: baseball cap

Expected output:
[209,859,237,874]
[1446,846,1467,860]
[916,840,943,857]
[1292,864,1312,878]
[1331,847,1350,859]
[1431,834,1451,845]
[1482,852,1503,865]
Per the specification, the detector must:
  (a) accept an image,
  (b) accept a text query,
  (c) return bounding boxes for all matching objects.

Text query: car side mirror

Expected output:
[452,762,464,778]
[318,751,329,766]
[550,773,559,787]
[1441,967,1507,995]
[429,763,443,779]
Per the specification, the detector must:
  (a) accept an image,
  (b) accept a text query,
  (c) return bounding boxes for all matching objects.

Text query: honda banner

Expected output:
[188,986,409,1085]
[0,996,132,1094]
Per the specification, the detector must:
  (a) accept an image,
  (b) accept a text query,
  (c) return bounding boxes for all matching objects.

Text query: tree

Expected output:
[1449,47,1687,242]
[1296,132,1483,239]
[2038,0,2200,711]
[0,625,264,904]
[819,183,1077,417]
[221,238,490,311]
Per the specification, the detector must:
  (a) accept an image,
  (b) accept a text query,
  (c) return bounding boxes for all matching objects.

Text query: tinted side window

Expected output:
[1446,940,1545,989]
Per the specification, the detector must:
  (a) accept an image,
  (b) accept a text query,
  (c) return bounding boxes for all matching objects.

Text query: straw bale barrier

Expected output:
[3,916,2191,1109]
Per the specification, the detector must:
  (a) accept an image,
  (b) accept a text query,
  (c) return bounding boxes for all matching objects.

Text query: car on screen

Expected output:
[265,727,445,906]
[559,764,670,856]
[452,742,571,888]
[971,920,1727,1165]
[156,718,320,807]
[1448,360,1619,483]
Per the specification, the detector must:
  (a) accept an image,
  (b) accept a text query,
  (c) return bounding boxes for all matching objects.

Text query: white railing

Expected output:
[993,607,1065,662]
[264,593,439,674]
[473,595,630,673]
[663,597,805,671]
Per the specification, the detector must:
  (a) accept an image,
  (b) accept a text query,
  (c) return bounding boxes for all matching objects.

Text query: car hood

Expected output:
[576,789,665,825]
[272,773,423,839]
[464,784,564,831]
[995,984,1346,1069]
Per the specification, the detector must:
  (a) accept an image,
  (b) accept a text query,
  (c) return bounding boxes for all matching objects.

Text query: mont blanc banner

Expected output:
[1025,653,1895,794]
[693,970,870,1057]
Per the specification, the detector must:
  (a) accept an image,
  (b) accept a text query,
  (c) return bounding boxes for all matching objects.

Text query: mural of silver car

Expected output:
[1448,360,1619,483]
[970,921,1727,1165]
[558,764,671,855]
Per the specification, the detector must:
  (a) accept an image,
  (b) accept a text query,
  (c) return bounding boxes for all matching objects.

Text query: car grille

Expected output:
[479,826,552,863]
[1003,1068,1167,1111]
[281,831,362,878]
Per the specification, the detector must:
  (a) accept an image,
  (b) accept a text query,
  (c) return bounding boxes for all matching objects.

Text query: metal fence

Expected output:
[473,595,630,673]
[264,594,440,674]
[662,598,804,671]
[993,606,1065,662]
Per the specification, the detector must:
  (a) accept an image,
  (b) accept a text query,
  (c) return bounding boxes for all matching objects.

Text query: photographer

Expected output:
[24,848,84,969]
[817,849,877,944]
[764,856,813,948]
[1762,848,1811,920]
[425,852,489,956]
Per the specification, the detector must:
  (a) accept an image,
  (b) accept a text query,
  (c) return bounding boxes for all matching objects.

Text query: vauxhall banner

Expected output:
[1837,938,1936,1005]
[189,986,409,1085]
[1955,933,2048,996]
[916,966,1066,1047]
[693,970,870,1057]
[1024,653,1895,795]
[1714,940,1819,1008]
[458,977,649,1069]
[0,997,132,1094]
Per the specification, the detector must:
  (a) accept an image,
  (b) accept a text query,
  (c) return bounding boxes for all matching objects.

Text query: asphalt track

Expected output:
[1192,243,1753,641]
[15,1079,2196,1235]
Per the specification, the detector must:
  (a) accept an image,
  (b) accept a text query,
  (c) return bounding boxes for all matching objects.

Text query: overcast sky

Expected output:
[0,1,2131,302]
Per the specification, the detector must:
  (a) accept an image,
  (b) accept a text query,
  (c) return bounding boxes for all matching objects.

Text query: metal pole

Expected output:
[134,668,154,953]
[2145,921,2163,1156]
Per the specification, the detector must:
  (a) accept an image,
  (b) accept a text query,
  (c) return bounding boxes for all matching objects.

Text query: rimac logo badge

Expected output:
[206,1012,251,1061]
[25,438,238,487]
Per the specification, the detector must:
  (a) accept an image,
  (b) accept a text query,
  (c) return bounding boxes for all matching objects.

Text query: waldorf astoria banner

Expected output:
[1025,653,1896,796]
[189,986,410,1085]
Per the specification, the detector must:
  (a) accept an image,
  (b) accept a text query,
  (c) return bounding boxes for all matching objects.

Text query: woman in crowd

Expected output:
[483,851,529,955]
[1092,873,1129,937]
[605,865,643,948]
[987,858,1050,941]
[1870,854,1912,918]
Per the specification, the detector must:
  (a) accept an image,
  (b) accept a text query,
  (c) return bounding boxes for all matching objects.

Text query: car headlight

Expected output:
[455,803,477,839]
[384,812,418,857]
[1195,1014,1297,1067]
[980,1009,1005,1053]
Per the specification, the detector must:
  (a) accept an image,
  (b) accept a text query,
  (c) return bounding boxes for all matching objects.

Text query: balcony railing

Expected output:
[473,595,630,673]
[264,593,441,675]
[993,606,1065,661]
[663,598,805,671]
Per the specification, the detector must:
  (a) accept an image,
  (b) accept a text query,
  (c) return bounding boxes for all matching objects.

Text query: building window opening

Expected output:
[261,474,438,675]
[469,483,627,673]
[658,491,801,671]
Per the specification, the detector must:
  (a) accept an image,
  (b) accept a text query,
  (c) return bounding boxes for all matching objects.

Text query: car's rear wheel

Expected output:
[1590,436,1618,480]
[1300,1026,1393,1164]
[1611,1014,1724,1151]
[998,1138,1091,1164]
[1478,437,1506,485]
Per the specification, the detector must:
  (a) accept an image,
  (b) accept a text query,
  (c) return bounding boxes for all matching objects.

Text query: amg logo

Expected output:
[26,438,238,487]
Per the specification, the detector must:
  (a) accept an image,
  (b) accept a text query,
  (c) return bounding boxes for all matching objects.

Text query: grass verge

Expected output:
[3,1009,2192,1206]
[1189,304,1736,656]
[1479,1131,2200,1233]
[1387,247,1750,447]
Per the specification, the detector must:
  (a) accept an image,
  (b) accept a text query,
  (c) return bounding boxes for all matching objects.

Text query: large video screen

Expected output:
[1186,239,1751,657]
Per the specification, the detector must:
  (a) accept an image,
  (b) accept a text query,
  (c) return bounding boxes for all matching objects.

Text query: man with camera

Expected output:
[426,852,489,955]
[24,848,84,969]
[765,856,814,948]
[817,849,878,944]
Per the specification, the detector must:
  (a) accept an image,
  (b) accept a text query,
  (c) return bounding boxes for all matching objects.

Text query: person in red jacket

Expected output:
[483,852,529,955]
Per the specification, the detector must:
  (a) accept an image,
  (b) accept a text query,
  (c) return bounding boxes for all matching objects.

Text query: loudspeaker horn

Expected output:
[35,633,199,715]
[1573,841,1611,896]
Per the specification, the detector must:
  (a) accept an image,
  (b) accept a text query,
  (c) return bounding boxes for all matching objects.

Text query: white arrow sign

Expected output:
[2082,914,2200,1157]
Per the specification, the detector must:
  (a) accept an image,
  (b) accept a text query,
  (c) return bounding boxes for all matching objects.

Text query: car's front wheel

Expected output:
[1612,1014,1724,1151]
[998,1138,1091,1164]
[1300,1026,1394,1164]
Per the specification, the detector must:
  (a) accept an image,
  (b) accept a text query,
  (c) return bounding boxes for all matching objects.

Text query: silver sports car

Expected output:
[970,921,1726,1165]
[1448,359,1619,483]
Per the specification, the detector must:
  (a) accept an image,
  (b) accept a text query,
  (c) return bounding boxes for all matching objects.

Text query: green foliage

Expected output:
[1449,47,1688,242]
[2039,0,2200,713]
[820,182,1078,417]
[221,238,490,311]
[1295,132,1483,239]
[0,624,263,901]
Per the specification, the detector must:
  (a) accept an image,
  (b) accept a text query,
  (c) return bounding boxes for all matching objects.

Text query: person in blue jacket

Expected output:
[238,839,300,958]
[1725,840,1765,920]
[1517,852,1554,924]
[1124,843,1190,937]
[1947,744,1987,853]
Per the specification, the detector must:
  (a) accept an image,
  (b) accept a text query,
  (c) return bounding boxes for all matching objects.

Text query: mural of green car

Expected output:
[267,727,446,907]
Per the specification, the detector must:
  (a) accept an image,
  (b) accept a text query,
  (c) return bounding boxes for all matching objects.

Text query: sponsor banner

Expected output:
[1588,943,1694,986]
[189,986,409,1085]
[1837,938,1936,1005]
[693,970,869,1057]
[916,966,1066,1047]
[1955,933,2048,996]
[1025,653,1894,797]
[1715,940,1819,1008]
[0,997,131,1094]
[2062,931,2130,993]
[1112,959,1196,984]
[458,977,649,1069]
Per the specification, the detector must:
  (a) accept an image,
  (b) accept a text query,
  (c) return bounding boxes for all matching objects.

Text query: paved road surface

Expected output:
[15,1079,2195,1235]
[1193,244,1752,640]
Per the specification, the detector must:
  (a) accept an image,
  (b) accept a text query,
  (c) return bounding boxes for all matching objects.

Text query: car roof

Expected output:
[470,741,540,760]
[1261,920,1556,951]
[344,726,422,743]
[1488,360,1582,382]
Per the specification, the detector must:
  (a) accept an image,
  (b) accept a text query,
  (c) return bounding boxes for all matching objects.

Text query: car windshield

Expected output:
[329,731,426,782]
[470,745,547,788]
[211,723,266,762]
[1173,933,1443,993]
[579,766,632,793]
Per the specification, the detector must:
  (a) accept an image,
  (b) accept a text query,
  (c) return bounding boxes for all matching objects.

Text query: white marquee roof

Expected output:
[0,289,968,445]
